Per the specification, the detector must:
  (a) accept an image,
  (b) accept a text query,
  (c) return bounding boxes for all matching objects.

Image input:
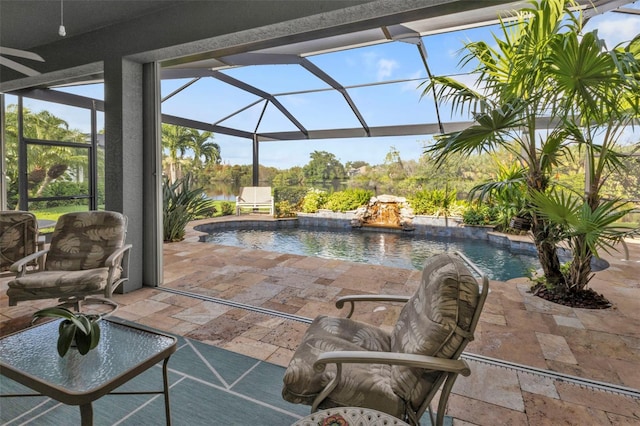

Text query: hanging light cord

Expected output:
[59,0,66,37]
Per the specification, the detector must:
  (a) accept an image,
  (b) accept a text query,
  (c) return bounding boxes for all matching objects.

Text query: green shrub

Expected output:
[462,204,498,226]
[163,174,216,242]
[219,201,234,216]
[301,188,328,213]
[324,188,373,212]
[275,200,297,218]
[274,186,307,211]
[409,188,462,216]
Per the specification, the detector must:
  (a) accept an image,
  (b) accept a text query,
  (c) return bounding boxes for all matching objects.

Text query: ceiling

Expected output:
[0,1,177,51]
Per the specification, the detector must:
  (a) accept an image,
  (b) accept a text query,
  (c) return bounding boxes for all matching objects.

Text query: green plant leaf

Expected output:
[32,306,76,324]
[57,320,76,357]
[75,329,92,355]
[89,320,101,350]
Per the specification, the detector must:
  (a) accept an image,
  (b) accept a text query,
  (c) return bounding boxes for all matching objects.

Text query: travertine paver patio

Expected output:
[1,217,639,425]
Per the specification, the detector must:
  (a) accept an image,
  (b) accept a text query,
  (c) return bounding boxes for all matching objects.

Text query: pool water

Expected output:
[202,228,540,281]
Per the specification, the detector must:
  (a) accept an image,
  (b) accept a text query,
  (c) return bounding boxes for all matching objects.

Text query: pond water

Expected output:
[202,227,540,281]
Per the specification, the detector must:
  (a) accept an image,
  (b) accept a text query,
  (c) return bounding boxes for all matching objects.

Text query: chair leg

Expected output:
[435,373,459,426]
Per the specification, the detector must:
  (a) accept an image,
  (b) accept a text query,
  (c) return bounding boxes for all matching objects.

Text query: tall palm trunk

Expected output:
[568,235,592,292]
[531,215,564,288]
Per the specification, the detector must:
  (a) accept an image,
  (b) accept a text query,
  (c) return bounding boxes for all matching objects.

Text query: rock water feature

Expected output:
[351,194,415,231]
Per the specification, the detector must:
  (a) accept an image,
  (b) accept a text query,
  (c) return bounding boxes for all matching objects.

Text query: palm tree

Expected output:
[4,106,87,206]
[161,124,192,183]
[422,0,640,296]
[189,130,221,178]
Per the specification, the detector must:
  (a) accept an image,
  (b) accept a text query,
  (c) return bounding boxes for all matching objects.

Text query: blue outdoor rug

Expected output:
[1,319,452,425]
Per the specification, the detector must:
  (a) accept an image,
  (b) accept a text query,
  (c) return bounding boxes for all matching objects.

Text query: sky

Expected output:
[11,1,640,170]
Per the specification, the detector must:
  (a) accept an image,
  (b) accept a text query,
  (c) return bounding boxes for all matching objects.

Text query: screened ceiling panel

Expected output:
[276,90,364,131]
[221,64,331,94]
[253,101,306,134]
[344,81,431,127]
[161,77,261,125]
[307,41,428,88]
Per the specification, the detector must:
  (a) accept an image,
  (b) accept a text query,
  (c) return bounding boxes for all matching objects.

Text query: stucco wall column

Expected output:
[104,57,144,292]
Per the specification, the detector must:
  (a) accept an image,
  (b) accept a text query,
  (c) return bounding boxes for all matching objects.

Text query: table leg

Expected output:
[80,403,93,426]
[162,357,172,426]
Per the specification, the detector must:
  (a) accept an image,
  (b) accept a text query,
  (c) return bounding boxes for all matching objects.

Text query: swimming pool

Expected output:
[201,227,540,281]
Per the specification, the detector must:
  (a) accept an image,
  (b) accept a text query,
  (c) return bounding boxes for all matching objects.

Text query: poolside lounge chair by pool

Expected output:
[236,186,274,216]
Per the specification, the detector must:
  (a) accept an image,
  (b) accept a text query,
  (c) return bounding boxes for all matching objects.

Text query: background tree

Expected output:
[302,150,346,182]
[4,105,87,208]
[190,130,220,167]
[161,124,192,183]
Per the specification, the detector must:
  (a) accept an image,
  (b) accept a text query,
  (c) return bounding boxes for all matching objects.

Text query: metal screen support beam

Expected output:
[17,97,27,211]
[0,94,6,210]
[252,133,259,186]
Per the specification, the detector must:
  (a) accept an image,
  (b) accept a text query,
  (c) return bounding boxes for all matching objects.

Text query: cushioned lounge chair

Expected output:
[282,252,489,426]
[7,211,132,310]
[0,211,39,272]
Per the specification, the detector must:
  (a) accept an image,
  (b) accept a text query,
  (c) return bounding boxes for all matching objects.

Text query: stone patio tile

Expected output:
[221,335,279,361]
[267,347,296,367]
[506,308,555,333]
[168,320,202,335]
[117,299,172,319]
[467,326,547,369]
[294,301,341,319]
[606,413,640,425]
[186,316,253,344]
[555,382,640,419]
[268,289,309,308]
[229,282,287,306]
[266,271,323,289]
[135,312,183,331]
[112,287,160,304]
[453,362,524,411]
[522,391,612,425]
[480,312,507,326]
[536,332,577,364]
[609,357,640,390]
[280,284,343,303]
[240,312,285,329]
[552,314,584,329]
[330,274,385,292]
[446,394,528,426]
[149,291,203,308]
[517,371,559,399]
[172,301,233,325]
[575,309,640,338]
[241,325,273,341]
[564,329,637,362]
[521,291,576,316]
[259,320,309,351]
[261,299,303,314]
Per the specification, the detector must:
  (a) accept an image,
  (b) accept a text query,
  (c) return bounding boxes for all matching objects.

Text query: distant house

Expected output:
[347,166,368,177]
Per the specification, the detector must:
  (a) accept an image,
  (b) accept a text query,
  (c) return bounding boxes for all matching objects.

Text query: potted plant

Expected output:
[32,307,102,357]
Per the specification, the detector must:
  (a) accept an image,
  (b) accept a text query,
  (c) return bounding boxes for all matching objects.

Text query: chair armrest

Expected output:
[9,250,49,276]
[336,294,410,318]
[314,350,471,376]
[105,244,132,267]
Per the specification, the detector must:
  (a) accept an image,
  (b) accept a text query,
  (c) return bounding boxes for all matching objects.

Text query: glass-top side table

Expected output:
[0,317,177,425]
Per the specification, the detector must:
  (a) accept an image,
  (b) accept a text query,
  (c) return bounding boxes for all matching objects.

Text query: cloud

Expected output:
[588,15,640,48]
[376,58,399,81]
[401,70,426,92]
